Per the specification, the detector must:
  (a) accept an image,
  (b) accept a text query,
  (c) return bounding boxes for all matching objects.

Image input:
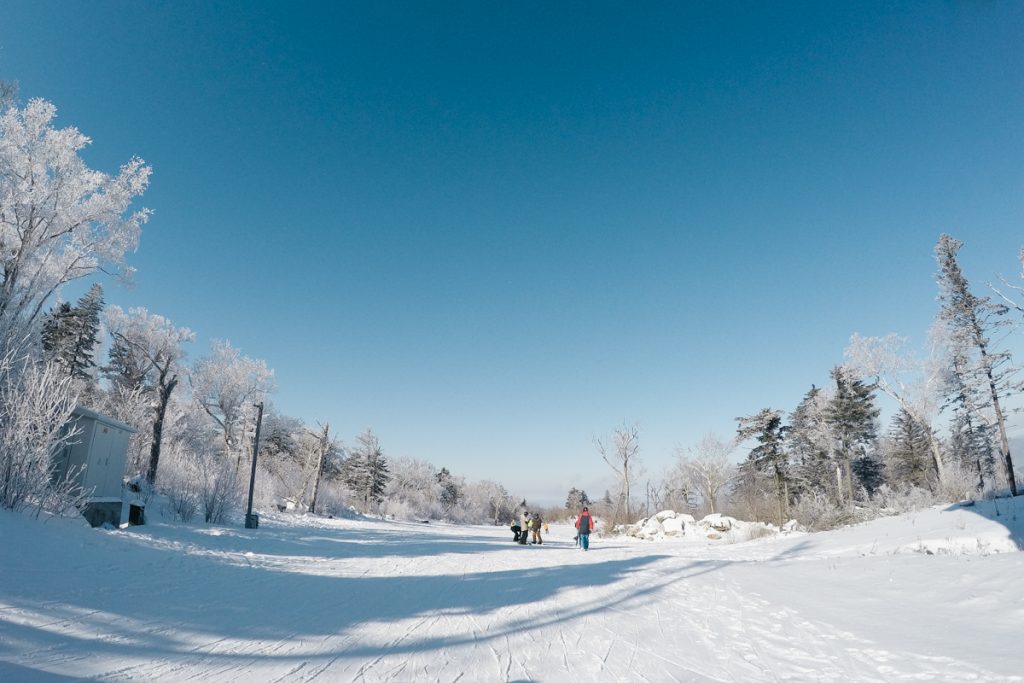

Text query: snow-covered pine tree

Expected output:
[886,407,934,489]
[565,487,590,511]
[934,234,1019,496]
[944,337,997,490]
[787,385,835,499]
[735,408,790,524]
[341,429,390,513]
[436,467,461,515]
[41,283,104,392]
[824,365,881,502]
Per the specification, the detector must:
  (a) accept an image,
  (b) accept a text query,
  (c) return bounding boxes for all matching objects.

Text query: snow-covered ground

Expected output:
[1,499,1022,682]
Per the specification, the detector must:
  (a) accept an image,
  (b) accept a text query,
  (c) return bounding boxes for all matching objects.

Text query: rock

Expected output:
[662,517,685,536]
[701,513,737,532]
[641,517,664,537]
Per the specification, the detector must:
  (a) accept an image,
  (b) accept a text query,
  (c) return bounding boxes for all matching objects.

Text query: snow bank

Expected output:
[616,510,793,543]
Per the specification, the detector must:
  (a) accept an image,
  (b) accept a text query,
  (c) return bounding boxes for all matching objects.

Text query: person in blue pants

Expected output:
[575,506,593,551]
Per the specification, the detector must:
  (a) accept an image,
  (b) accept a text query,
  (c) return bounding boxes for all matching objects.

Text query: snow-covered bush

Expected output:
[788,492,858,531]
[0,352,86,514]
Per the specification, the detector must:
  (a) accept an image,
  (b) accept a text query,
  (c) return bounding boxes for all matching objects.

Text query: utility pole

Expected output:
[244,401,264,529]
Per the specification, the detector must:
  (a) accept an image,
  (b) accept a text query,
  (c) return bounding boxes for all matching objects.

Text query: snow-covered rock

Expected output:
[640,517,664,537]
[701,513,738,532]
[662,516,685,536]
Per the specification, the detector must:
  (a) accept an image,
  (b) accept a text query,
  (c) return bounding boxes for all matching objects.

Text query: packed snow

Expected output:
[1,498,1022,682]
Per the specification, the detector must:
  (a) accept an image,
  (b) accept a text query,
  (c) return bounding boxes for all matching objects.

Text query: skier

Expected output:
[576,506,593,551]
[510,518,522,543]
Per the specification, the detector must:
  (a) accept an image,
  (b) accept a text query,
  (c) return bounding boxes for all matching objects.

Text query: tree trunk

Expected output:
[146,369,177,486]
[982,349,1018,496]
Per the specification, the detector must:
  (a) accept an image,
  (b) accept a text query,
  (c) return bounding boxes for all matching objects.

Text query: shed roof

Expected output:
[71,406,137,433]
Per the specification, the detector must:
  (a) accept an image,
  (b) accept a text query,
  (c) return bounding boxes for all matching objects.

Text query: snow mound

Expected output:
[899,536,1020,556]
[617,510,792,543]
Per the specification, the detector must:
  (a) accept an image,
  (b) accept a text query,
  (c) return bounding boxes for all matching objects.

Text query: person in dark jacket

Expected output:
[510,518,522,542]
[575,506,593,551]
[530,512,543,544]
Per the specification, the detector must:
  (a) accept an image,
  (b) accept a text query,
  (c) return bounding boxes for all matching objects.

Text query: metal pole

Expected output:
[245,401,264,528]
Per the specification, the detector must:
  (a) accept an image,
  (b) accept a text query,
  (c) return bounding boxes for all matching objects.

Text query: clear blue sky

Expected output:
[3,2,1023,505]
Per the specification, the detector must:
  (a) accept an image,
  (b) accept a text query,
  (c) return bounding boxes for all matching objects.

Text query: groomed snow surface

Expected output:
[1,498,1022,682]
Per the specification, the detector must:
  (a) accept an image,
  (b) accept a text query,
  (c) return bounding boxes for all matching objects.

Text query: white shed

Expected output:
[53,406,136,527]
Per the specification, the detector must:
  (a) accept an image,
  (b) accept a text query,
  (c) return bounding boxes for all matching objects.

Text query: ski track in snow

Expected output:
[1,505,1023,682]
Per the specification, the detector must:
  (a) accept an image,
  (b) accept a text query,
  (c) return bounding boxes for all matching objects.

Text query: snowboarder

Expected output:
[576,506,593,551]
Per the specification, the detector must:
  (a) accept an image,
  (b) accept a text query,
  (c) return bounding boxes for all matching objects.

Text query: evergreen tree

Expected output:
[935,234,1019,496]
[945,343,996,489]
[565,487,590,510]
[787,385,834,497]
[887,407,933,489]
[735,408,790,524]
[824,365,880,501]
[41,283,104,389]
[436,467,462,514]
[341,429,390,512]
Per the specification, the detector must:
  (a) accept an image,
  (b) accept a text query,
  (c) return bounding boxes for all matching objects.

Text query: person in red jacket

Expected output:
[575,506,594,551]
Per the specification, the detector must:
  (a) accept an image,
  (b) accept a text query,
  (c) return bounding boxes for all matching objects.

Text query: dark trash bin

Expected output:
[128,503,145,526]
[245,513,259,529]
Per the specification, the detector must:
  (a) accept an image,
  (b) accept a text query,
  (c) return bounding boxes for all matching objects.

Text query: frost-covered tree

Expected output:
[104,306,193,485]
[461,479,516,525]
[944,342,997,490]
[845,332,946,487]
[595,422,641,523]
[190,339,275,471]
[825,365,880,501]
[436,467,462,515]
[735,408,790,523]
[0,350,82,512]
[0,97,150,355]
[341,429,390,513]
[41,283,104,393]
[935,234,1019,495]
[677,433,734,515]
[565,487,590,511]
[305,422,341,514]
[886,407,934,489]
[787,385,836,497]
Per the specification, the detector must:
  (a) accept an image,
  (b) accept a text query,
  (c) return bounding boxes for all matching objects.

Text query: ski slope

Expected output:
[1,498,1022,682]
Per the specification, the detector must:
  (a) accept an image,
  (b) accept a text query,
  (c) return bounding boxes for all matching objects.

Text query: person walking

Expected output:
[575,506,593,551]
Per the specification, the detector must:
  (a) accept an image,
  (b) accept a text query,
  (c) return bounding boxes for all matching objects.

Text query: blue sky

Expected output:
[3,2,1023,505]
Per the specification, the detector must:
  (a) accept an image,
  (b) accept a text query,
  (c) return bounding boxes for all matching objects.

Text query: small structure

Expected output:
[53,407,136,527]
